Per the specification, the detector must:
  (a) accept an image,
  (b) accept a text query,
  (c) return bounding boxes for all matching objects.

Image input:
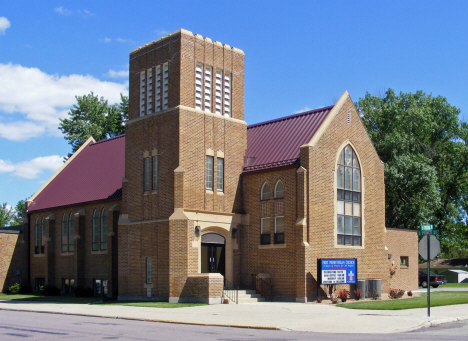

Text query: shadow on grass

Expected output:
[0,293,206,308]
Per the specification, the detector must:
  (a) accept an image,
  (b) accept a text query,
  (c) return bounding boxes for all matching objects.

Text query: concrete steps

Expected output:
[223,289,266,303]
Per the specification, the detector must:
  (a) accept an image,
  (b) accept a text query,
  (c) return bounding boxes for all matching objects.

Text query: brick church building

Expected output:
[11,29,418,303]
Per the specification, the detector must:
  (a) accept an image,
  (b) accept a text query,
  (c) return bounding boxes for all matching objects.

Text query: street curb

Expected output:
[0,307,279,331]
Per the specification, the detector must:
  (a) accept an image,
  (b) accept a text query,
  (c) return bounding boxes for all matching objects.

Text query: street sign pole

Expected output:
[427,234,430,317]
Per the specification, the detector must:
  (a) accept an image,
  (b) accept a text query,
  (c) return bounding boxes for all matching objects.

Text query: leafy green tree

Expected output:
[0,203,15,227]
[357,89,468,254]
[59,92,128,156]
[11,199,26,225]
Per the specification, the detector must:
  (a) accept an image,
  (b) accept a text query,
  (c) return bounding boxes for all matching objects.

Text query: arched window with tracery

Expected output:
[274,180,284,199]
[92,209,99,251]
[261,183,270,201]
[100,208,107,250]
[68,213,74,252]
[337,145,362,246]
[61,214,67,252]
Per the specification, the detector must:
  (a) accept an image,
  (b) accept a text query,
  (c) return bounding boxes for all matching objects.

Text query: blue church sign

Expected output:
[318,258,357,285]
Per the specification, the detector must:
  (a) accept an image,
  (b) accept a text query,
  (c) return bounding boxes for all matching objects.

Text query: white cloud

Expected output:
[0,155,63,179]
[155,29,168,36]
[106,69,128,78]
[99,37,112,43]
[78,9,95,17]
[0,17,11,34]
[54,6,72,15]
[295,106,311,114]
[115,38,132,43]
[0,63,128,141]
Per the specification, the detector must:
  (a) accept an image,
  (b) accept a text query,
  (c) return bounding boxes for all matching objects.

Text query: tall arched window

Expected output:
[41,217,46,253]
[61,214,67,252]
[68,213,74,252]
[100,208,107,250]
[261,183,270,201]
[274,180,284,199]
[337,145,361,246]
[34,218,40,254]
[92,209,99,251]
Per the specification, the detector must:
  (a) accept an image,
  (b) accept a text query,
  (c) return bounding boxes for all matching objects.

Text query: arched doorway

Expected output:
[201,233,225,277]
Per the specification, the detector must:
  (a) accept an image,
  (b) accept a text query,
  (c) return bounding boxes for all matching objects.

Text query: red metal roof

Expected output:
[28,105,333,211]
[28,135,125,212]
[243,105,333,172]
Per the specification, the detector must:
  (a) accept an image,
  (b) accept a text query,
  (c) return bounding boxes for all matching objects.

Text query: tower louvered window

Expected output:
[195,64,203,110]
[162,62,169,110]
[146,68,153,115]
[223,73,231,117]
[140,71,146,117]
[155,66,161,112]
[215,70,222,115]
[204,66,212,112]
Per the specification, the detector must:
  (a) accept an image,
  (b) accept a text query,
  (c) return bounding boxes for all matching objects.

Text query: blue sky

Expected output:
[1,0,468,209]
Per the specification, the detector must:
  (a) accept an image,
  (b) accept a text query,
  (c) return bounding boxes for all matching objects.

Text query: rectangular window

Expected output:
[162,62,169,110]
[216,158,224,192]
[274,216,285,244]
[195,63,203,110]
[206,156,214,190]
[223,73,231,117]
[155,66,161,112]
[144,158,149,192]
[400,256,409,267]
[261,217,271,245]
[152,156,158,190]
[146,257,152,284]
[215,70,222,115]
[35,278,45,293]
[204,66,212,112]
[140,70,146,117]
[146,67,153,115]
[94,279,101,296]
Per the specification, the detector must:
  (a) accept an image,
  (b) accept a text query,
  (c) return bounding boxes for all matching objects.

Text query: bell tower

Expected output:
[119,29,247,303]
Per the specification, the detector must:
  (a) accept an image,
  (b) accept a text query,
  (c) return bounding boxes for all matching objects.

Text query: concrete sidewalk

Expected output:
[1,300,468,333]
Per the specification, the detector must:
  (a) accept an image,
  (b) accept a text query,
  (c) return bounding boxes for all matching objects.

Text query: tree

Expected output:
[0,203,15,227]
[357,89,468,255]
[0,199,27,227]
[59,92,128,156]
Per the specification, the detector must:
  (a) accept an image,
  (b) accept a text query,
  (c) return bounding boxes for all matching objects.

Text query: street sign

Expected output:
[419,235,440,260]
[420,224,433,231]
[417,230,439,236]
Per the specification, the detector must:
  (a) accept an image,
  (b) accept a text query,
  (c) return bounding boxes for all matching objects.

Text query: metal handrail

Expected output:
[255,276,274,301]
[223,278,238,304]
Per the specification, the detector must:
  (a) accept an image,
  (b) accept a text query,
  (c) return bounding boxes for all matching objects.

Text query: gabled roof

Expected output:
[27,135,125,212]
[243,106,334,172]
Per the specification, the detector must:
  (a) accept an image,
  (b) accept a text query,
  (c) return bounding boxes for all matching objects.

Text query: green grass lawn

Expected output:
[98,301,206,308]
[339,292,468,310]
[0,293,206,308]
[443,283,468,288]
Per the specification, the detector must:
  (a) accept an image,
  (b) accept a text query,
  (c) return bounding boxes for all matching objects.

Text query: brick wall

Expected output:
[240,167,298,300]
[304,96,388,299]
[0,226,28,292]
[386,228,419,291]
[28,199,120,294]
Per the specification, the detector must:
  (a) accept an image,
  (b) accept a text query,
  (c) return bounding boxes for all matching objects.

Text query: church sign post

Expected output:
[317,259,357,300]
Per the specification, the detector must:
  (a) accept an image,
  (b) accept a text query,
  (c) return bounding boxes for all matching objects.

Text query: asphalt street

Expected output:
[1,310,468,341]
